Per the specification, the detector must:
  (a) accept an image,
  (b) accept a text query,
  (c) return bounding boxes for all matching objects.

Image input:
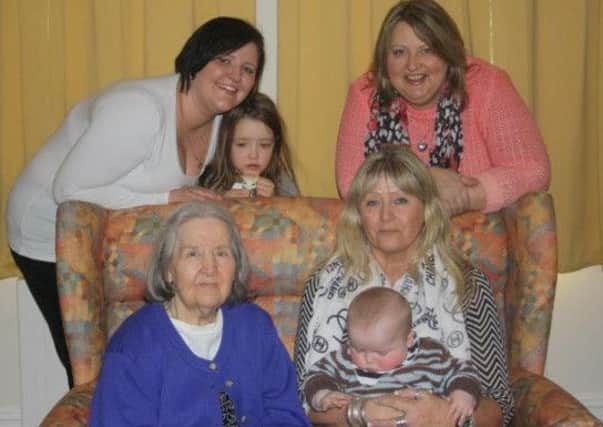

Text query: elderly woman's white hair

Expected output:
[146,201,249,304]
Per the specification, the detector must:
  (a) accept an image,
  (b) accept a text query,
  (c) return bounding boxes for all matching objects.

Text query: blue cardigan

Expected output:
[90,303,310,427]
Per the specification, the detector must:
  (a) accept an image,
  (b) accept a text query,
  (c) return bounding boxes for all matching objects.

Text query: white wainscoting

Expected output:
[0,277,20,427]
[0,278,68,427]
[0,406,21,427]
[575,393,603,420]
[545,265,603,420]
[17,279,68,427]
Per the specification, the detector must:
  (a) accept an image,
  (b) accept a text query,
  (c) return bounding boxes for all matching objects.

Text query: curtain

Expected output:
[278,0,603,273]
[1,1,601,276]
[0,0,255,278]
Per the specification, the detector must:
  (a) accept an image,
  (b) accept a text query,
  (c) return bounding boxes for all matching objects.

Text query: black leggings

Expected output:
[11,250,74,388]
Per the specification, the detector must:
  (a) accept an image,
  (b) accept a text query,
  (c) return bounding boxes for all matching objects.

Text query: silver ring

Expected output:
[394,415,407,427]
[249,188,257,200]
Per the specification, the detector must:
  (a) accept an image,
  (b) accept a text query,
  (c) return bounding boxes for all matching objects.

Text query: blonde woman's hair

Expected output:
[370,0,468,108]
[334,145,466,297]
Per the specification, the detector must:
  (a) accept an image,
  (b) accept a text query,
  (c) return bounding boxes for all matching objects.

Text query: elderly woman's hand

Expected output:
[430,167,485,216]
[364,389,454,427]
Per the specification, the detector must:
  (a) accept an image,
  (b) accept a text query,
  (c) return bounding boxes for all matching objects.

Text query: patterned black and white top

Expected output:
[294,256,514,425]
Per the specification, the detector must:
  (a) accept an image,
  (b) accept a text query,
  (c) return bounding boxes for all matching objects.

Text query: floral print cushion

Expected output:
[47,193,600,426]
[451,210,509,342]
[101,198,341,339]
[56,197,342,385]
[503,192,558,374]
[254,295,301,356]
[42,368,601,427]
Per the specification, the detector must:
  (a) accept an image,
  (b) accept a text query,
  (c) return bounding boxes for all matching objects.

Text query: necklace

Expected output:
[413,121,435,152]
[188,142,203,163]
[176,91,211,167]
[178,132,208,168]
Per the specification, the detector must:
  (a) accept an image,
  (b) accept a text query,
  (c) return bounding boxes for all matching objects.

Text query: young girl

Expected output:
[199,92,299,197]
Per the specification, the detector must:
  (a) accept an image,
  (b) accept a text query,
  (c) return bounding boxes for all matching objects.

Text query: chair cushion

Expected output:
[101,198,342,340]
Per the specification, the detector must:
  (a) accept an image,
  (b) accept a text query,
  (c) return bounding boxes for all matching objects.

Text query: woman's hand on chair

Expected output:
[168,186,222,203]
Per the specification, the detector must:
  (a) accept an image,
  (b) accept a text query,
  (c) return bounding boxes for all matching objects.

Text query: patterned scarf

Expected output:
[364,93,464,170]
[219,391,239,427]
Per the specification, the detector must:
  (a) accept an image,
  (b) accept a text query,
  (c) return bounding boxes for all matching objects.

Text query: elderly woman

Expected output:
[295,146,513,426]
[336,0,550,217]
[90,202,310,426]
[7,16,263,387]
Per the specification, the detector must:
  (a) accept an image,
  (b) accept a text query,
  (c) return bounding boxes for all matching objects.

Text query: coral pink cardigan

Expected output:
[335,56,550,213]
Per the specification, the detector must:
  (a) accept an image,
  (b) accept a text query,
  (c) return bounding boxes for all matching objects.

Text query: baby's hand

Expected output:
[311,390,353,412]
[447,390,476,426]
[256,177,275,197]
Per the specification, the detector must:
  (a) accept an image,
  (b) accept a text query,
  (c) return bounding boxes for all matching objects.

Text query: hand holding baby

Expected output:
[312,389,353,412]
[447,389,476,427]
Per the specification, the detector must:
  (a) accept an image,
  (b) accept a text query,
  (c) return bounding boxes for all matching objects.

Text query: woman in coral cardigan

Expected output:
[336,0,550,216]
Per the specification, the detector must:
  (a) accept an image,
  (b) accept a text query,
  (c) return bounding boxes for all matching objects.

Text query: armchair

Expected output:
[42,193,600,426]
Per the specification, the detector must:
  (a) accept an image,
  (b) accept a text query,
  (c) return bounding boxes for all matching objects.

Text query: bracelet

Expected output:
[360,401,368,426]
[462,415,474,427]
[346,397,366,427]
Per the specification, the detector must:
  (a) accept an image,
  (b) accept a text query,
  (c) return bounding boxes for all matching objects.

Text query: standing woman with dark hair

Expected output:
[6,16,264,387]
[336,0,550,216]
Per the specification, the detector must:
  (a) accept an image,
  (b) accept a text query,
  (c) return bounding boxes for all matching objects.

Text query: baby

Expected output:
[303,287,480,427]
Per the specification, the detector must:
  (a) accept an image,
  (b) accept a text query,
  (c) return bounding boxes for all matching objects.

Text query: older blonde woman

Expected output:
[91,202,310,426]
[295,146,513,426]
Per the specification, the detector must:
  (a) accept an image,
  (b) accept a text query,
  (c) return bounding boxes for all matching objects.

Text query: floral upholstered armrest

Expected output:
[503,192,557,375]
[40,381,95,427]
[510,368,601,426]
[56,201,108,385]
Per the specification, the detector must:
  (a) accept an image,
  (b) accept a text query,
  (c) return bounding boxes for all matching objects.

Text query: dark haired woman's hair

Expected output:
[370,0,468,108]
[175,16,265,94]
[199,92,298,195]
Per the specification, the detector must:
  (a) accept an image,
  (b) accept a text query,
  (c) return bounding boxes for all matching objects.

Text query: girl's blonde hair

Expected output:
[335,145,466,297]
[199,92,298,195]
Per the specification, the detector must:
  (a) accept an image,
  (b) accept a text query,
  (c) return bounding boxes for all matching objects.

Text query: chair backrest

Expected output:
[56,193,557,386]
